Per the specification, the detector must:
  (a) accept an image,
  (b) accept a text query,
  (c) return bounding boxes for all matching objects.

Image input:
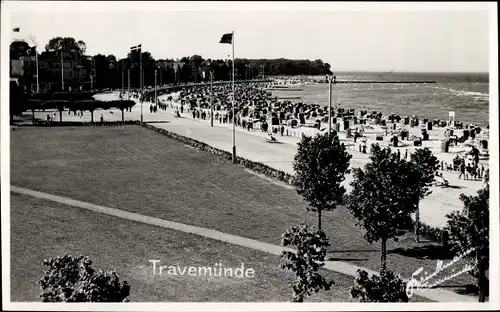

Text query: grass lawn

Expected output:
[12,193,371,302]
[10,126,480,299]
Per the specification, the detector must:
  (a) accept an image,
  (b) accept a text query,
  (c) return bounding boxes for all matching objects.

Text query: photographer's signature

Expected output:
[406,247,476,297]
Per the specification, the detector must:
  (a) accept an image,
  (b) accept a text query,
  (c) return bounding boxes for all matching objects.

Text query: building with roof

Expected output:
[10,40,90,93]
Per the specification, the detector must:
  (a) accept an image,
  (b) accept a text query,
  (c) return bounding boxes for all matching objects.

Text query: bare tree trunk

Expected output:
[381,238,387,271]
[478,263,487,302]
[91,111,94,123]
[121,109,124,122]
[415,201,420,243]
[318,209,322,231]
[32,110,35,124]
[59,110,63,123]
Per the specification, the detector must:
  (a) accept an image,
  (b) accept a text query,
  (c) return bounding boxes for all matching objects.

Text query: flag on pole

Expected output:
[13,27,20,32]
[219,33,233,44]
[130,44,142,51]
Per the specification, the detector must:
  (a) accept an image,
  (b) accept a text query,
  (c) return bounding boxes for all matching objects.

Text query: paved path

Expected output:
[11,185,477,302]
[29,93,485,228]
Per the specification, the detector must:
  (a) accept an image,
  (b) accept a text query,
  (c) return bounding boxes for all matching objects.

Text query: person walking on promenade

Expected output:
[465,163,472,180]
[483,168,489,185]
[100,114,104,122]
[459,162,465,180]
[281,125,285,136]
[192,110,196,119]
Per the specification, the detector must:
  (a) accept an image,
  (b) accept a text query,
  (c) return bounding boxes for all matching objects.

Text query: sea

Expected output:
[271,72,490,127]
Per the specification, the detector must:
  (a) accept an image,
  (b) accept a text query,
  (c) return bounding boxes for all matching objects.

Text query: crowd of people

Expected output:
[130,80,489,188]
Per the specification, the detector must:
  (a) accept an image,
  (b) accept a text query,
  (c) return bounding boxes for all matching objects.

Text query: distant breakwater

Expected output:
[334,80,437,84]
[267,88,303,91]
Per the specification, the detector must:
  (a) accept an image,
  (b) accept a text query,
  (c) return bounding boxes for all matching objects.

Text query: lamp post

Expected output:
[60,49,64,91]
[159,65,163,87]
[121,60,125,100]
[27,35,39,93]
[34,44,39,93]
[127,69,130,100]
[327,74,336,138]
[210,70,214,127]
[154,69,158,106]
[130,44,142,122]
[90,57,94,90]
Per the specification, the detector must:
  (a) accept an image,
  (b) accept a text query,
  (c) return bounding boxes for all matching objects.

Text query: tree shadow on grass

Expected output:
[266,141,286,145]
[390,244,455,260]
[327,249,379,253]
[454,283,488,297]
[145,120,171,124]
[328,257,368,262]
[437,184,464,189]
[437,283,488,297]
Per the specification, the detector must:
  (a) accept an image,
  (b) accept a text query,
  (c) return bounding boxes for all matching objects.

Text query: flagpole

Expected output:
[231,31,236,163]
[35,47,39,93]
[90,57,94,90]
[210,70,214,127]
[140,45,143,123]
[121,60,125,100]
[61,50,64,91]
[154,69,157,106]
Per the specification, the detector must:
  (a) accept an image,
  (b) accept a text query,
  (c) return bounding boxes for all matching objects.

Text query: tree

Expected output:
[346,144,420,270]
[39,254,130,302]
[280,224,334,302]
[10,81,27,122]
[351,269,409,302]
[45,37,86,56]
[445,184,489,302]
[410,148,439,242]
[113,100,136,121]
[293,133,352,230]
[190,54,203,68]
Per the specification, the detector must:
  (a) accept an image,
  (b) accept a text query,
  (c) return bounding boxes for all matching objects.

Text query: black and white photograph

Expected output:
[1,1,498,310]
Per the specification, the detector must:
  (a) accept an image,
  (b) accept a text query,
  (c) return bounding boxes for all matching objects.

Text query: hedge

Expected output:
[27,120,141,127]
[409,220,449,246]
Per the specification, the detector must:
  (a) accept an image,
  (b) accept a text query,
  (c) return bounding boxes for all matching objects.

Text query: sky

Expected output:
[4,2,494,73]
